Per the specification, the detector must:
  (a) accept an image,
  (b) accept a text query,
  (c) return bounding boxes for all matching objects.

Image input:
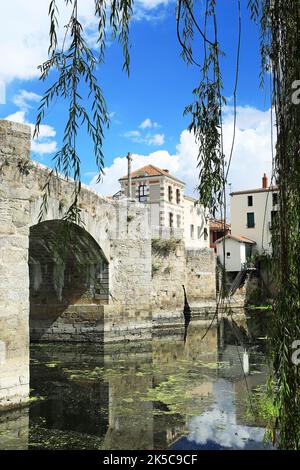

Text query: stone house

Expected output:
[118,164,209,249]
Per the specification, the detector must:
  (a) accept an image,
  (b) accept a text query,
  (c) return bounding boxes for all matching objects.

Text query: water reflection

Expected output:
[0,311,273,450]
[174,380,269,450]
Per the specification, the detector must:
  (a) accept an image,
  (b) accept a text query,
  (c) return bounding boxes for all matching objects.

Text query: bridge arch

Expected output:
[0,120,153,409]
[29,196,112,262]
[29,220,109,342]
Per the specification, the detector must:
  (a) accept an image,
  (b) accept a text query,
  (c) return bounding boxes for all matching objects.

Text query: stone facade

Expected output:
[185,249,216,302]
[0,121,31,410]
[118,165,210,250]
[0,119,216,409]
[151,241,216,330]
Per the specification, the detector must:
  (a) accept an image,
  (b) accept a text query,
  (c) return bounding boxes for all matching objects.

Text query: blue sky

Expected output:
[0,0,273,197]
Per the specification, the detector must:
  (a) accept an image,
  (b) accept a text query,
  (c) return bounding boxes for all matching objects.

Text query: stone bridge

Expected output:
[0,119,216,410]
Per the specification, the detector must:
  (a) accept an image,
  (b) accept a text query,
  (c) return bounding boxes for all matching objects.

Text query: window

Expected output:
[138,185,147,203]
[273,193,278,206]
[248,195,253,207]
[168,186,173,202]
[197,226,201,239]
[177,215,181,228]
[176,189,180,204]
[204,228,208,241]
[169,212,174,228]
[190,224,194,239]
[246,244,253,260]
[247,212,255,228]
[226,252,231,259]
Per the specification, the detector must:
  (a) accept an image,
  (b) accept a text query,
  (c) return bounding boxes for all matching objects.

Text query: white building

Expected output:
[118,164,209,249]
[216,235,256,272]
[184,195,209,249]
[230,174,278,254]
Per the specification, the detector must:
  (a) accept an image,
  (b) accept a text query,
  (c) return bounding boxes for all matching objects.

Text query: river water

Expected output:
[0,310,274,450]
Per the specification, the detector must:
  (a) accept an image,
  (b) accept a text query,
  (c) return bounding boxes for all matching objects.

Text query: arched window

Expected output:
[138,185,147,202]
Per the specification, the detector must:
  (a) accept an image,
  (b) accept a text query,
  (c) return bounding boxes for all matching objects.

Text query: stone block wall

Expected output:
[106,237,152,342]
[186,248,216,301]
[151,241,216,326]
[151,240,186,313]
[0,121,31,409]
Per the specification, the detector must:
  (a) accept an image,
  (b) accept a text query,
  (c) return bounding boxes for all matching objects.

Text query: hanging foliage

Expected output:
[35,0,133,222]
[177,0,226,216]
[249,0,300,450]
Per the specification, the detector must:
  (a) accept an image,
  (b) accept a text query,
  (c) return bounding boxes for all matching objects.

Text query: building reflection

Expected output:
[0,311,271,450]
[0,407,29,450]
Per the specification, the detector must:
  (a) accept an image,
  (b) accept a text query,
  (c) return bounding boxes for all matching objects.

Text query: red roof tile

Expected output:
[209,219,231,231]
[119,164,184,184]
[215,234,256,245]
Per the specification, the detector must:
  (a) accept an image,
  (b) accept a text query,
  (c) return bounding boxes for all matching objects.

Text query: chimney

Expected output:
[262,173,269,189]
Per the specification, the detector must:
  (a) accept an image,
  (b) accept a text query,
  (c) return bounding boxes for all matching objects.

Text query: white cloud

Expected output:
[124,130,142,141]
[91,105,273,198]
[137,0,172,9]
[148,133,165,145]
[139,118,159,129]
[5,92,57,156]
[124,128,165,146]
[13,90,42,110]
[0,0,173,86]
[31,140,58,155]
[5,111,27,124]
[134,0,173,21]
[187,380,266,450]
[124,115,164,146]
[222,105,274,193]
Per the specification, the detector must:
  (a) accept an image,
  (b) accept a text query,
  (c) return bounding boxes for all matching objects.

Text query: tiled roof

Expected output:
[215,234,256,245]
[209,219,231,231]
[119,164,184,184]
[230,186,278,196]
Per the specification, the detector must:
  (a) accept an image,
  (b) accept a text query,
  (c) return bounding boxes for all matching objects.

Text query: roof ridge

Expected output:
[147,164,164,174]
[215,233,256,244]
[119,163,185,184]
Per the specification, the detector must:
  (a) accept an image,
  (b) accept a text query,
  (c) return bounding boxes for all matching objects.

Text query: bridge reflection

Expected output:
[0,312,271,450]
